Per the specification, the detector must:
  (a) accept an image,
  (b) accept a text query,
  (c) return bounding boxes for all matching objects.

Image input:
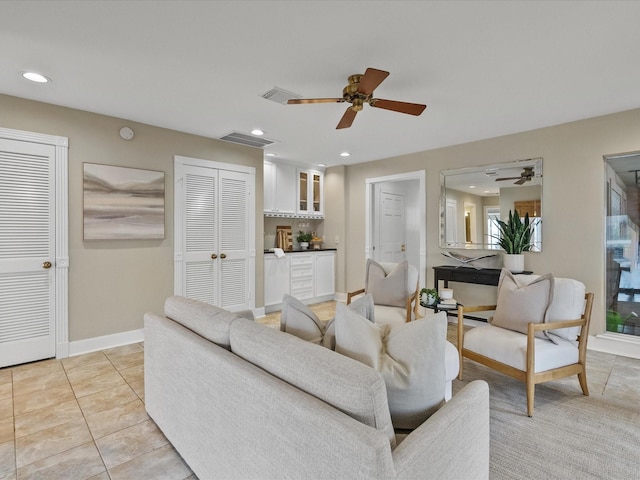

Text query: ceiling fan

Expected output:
[287,68,427,129]
[495,166,535,185]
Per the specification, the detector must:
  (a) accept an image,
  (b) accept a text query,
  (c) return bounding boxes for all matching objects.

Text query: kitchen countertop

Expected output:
[264,248,337,254]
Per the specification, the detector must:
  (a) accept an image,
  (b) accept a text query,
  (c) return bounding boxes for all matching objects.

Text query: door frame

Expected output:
[365,170,426,289]
[0,127,69,359]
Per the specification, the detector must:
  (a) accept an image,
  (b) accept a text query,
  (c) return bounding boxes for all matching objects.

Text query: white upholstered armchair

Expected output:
[457,270,594,417]
[347,259,420,326]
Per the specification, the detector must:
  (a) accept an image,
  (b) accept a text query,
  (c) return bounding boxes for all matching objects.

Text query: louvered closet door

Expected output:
[218,170,251,310]
[175,160,253,311]
[0,138,56,367]
[182,165,219,305]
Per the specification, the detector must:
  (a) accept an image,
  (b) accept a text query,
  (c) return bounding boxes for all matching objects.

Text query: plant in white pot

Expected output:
[296,231,313,250]
[491,209,539,273]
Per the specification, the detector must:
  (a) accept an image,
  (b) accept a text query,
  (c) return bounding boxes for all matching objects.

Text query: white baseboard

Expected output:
[254,307,266,319]
[588,333,640,359]
[67,328,144,357]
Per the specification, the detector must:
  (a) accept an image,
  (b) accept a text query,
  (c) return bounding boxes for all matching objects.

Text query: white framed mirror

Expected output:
[440,158,543,250]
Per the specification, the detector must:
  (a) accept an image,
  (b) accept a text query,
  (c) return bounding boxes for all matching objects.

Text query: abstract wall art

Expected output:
[83,163,165,240]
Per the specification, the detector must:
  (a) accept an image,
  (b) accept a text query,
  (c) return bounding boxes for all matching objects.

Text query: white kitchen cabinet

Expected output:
[264,250,335,312]
[297,169,323,216]
[264,161,296,215]
[314,251,335,298]
[264,255,290,307]
[290,253,314,300]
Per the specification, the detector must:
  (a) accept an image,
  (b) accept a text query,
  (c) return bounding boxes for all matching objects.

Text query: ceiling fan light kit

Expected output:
[288,68,427,129]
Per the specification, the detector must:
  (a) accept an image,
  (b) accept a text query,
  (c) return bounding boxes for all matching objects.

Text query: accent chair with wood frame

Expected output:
[347,259,420,325]
[457,272,594,417]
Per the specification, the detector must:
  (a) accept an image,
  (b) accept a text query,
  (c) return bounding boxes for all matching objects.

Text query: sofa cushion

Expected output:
[229,317,397,448]
[465,324,579,372]
[334,303,446,430]
[365,259,409,308]
[164,295,242,349]
[490,269,554,340]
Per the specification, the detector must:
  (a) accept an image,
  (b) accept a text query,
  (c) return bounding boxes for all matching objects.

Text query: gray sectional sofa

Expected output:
[144,296,490,480]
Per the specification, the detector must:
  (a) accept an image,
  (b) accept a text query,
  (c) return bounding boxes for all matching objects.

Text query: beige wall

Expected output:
[5,91,640,340]
[0,94,263,342]
[343,108,640,335]
[323,166,347,293]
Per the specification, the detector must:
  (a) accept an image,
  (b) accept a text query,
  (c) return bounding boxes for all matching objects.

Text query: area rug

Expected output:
[454,361,640,479]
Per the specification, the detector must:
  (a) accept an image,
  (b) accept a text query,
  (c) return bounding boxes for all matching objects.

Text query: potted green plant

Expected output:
[296,231,313,250]
[490,209,539,272]
[420,288,439,307]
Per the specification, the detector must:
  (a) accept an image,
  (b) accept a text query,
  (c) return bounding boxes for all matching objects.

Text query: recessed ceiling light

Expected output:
[21,71,50,83]
[340,152,350,157]
[251,129,264,136]
[317,163,327,167]
[469,185,476,189]
[265,152,276,157]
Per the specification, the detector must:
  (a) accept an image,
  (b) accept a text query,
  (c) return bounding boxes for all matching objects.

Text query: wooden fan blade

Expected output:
[370,98,426,116]
[495,177,520,181]
[358,68,390,95]
[336,107,357,129]
[514,177,527,185]
[287,98,345,104]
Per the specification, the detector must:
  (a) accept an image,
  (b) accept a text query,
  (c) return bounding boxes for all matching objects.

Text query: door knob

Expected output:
[220,253,227,259]
[211,254,218,260]
[42,261,52,269]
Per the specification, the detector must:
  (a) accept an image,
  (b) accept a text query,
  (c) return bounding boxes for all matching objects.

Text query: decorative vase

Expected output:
[503,253,524,273]
[300,241,309,250]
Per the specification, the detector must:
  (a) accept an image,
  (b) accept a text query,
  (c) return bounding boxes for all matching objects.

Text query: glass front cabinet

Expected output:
[297,169,323,216]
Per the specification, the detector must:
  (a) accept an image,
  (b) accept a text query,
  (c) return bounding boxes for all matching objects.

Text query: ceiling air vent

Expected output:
[219,131,277,149]
[261,86,302,105]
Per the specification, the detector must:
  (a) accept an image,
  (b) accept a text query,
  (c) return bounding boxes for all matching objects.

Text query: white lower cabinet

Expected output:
[264,255,290,307]
[264,251,335,312]
[314,251,335,298]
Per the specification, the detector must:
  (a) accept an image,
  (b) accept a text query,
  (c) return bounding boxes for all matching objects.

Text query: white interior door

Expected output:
[375,186,406,263]
[218,170,252,310]
[0,138,57,367]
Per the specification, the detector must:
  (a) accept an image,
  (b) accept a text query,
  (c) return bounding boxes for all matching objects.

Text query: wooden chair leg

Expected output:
[526,380,535,417]
[577,369,589,396]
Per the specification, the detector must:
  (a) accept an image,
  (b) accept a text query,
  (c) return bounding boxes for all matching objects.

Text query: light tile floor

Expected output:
[1,342,196,480]
[1,300,637,479]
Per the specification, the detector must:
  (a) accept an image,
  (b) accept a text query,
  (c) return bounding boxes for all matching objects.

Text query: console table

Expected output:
[433,265,532,289]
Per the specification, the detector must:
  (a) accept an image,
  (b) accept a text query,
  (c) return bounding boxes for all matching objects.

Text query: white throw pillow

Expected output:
[365,259,408,308]
[334,302,446,429]
[490,269,554,341]
[280,294,326,344]
[281,294,375,350]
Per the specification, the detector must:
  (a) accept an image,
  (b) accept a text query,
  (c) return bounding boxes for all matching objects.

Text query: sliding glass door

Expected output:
[605,152,640,336]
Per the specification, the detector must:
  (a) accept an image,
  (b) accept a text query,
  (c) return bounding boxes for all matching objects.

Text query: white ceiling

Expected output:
[2,1,640,168]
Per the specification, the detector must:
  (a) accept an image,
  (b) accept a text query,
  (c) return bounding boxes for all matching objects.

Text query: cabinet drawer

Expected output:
[291,288,313,299]
[291,277,313,290]
[291,266,313,278]
[290,255,314,266]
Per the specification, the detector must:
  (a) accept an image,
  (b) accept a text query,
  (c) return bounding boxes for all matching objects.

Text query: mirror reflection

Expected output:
[440,158,543,250]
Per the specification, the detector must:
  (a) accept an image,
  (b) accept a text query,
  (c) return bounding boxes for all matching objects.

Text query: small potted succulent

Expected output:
[420,288,439,307]
[296,231,313,250]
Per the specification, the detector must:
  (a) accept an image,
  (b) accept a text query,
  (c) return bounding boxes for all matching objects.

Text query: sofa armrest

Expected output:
[393,380,490,480]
